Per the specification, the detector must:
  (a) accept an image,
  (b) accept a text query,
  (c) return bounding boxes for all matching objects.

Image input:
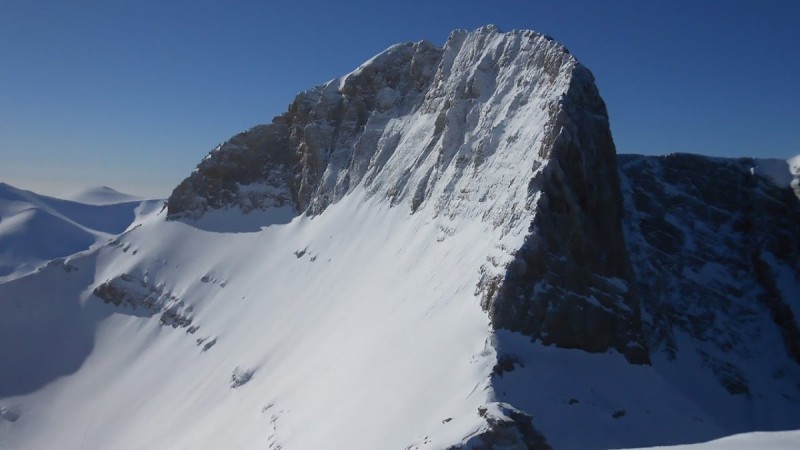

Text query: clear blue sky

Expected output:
[1,0,798,198]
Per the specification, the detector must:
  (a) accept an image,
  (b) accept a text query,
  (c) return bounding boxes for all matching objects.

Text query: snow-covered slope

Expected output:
[1,27,799,450]
[0,193,510,449]
[0,182,156,282]
[622,430,800,450]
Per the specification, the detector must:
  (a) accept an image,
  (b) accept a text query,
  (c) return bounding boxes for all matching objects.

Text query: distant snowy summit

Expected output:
[61,185,143,205]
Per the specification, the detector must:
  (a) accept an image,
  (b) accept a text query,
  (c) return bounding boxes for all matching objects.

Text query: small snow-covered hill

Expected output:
[0,182,157,281]
[62,185,143,205]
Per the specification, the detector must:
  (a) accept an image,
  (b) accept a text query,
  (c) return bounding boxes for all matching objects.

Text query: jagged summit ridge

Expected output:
[167,26,578,224]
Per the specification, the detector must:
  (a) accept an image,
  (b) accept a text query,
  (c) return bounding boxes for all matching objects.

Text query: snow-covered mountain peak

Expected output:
[3,27,800,450]
[167,26,582,227]
[166,27,645,371]
[166,25,644,363]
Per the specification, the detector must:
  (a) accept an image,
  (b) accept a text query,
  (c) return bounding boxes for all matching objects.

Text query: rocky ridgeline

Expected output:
[166,39,443,218]
[167,25,581,227]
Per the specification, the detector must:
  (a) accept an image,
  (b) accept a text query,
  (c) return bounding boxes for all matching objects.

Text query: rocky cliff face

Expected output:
[620,154,800,394]
[167,26,645,364]
[167,40,443,217]
[482,62,648,365]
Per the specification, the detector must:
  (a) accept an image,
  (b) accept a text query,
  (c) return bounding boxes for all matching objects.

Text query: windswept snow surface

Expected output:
[0,187,525,449]
[0,182,158,282]
[619,430,800,449]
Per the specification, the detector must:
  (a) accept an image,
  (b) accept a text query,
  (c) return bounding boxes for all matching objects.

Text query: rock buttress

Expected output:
[483,64,649,365]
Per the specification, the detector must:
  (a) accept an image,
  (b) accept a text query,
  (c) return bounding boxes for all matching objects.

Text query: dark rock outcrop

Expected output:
[620,153,800,391]
[93,273,194,329]
[451,403,550,450]
[167,41,443,218]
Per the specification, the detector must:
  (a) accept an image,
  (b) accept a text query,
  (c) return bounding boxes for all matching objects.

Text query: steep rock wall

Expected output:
[620,153,800,393]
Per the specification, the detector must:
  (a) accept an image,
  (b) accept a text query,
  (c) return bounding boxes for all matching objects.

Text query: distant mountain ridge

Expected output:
[0,182,154,281]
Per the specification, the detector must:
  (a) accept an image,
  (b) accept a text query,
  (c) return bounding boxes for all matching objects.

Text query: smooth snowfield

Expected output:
[620,430,800,449]
[0,182,157,282]
[0,188,523,450]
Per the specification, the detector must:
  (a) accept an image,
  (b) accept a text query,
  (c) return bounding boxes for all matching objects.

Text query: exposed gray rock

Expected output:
[167,40,443,218]
[93,273,194,329]
[450,403,550,450]
[202,338,217,351]
[166,26,584,229]
[167,124,298,219]
[492,353,523,377]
